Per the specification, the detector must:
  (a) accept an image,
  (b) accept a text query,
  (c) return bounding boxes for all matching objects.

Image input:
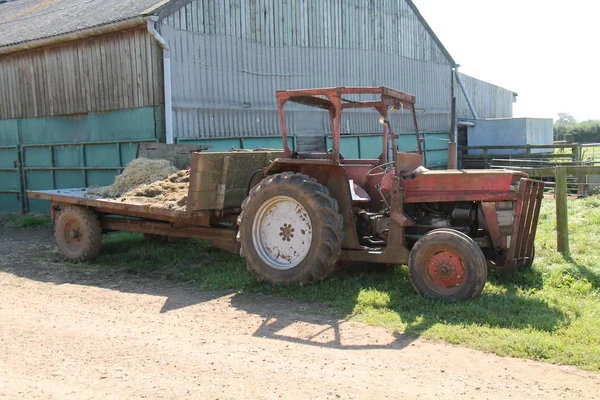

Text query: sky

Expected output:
[412,0,600,122]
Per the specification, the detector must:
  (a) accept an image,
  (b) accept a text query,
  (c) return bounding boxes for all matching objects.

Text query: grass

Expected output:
[11,197,600,371]
[554,145,600,162]
[581,145,600,159]
[2,214,53,229]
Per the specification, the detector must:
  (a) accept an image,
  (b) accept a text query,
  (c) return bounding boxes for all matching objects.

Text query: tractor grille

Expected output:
[508,179,545,266]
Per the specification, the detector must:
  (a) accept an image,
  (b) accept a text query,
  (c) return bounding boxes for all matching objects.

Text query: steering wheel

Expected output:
[366,161,395,177]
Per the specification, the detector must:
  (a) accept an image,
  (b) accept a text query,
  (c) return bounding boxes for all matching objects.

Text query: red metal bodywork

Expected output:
[274,86,544,266]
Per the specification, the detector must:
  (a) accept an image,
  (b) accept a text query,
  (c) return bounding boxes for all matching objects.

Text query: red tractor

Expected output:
[237,87,544,301]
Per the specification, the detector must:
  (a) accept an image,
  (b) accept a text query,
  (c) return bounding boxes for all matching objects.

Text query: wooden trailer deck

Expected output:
[28,188,239,254]
[29,188,195,223]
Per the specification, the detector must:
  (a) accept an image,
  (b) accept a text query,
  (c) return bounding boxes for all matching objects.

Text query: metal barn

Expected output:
[0,0,515,214]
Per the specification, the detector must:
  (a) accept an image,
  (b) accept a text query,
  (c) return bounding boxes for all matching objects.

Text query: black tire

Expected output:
[408,229,487,301]
[55,206,102,262]
[237,172,343,285]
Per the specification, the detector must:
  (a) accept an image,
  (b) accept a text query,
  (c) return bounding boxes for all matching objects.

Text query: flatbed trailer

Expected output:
[28,149,284,259]
[28,188,239,254]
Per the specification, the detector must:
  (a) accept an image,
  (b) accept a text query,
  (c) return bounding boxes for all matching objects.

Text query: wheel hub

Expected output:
[279,223,295,241]
[252,196,312,270]
[63,220,84,250]
[428,251,465,288]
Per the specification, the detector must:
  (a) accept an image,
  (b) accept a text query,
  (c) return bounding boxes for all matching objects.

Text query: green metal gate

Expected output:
[0,106,163,215]
[325,132,450,169]
[0,145,24,213]
[21,139,157,214]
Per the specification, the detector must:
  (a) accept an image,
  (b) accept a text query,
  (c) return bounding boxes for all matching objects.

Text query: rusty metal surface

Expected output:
[341,177,411,264]
[101,217,239,254]
[480,202,503,250]
[402,170,526,204]
[276,86,421,163]
[506,179,545,266]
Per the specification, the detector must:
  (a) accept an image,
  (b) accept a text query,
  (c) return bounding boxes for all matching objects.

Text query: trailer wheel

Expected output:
[409,229,487,301]
[237,172,343,285]
[55,206,102,262]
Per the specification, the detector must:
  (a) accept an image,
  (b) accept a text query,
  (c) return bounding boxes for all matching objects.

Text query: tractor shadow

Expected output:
[0,224,568,352]
[230,292,418,351]
[231,262,567,351]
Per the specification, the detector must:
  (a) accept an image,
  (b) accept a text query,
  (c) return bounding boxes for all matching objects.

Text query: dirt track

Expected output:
[0,227,598,399]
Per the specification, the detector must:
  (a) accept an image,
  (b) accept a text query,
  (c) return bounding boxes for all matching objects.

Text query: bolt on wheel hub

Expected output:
[428,250,465,288]
[279,223,295,241]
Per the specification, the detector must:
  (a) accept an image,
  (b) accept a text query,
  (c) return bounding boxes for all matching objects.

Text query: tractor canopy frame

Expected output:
[276,87,423,163]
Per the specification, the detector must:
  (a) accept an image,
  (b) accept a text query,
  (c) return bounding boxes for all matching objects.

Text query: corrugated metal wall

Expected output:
[0,28,164,120]
[160,0,453,139]
[456,73,515,120]
[162,0,449,63]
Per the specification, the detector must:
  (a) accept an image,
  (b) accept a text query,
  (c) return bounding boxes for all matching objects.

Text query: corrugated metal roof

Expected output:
[0,0,167,47]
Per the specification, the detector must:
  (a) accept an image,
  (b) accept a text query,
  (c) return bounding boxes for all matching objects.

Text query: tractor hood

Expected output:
[401,169,529,204]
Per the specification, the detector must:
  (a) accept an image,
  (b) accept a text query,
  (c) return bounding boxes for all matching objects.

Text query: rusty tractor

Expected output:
[236,87,544,301]
[30,86,544,302]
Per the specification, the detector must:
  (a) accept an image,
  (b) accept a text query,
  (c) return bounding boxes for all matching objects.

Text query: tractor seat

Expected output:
[349,180,371,203]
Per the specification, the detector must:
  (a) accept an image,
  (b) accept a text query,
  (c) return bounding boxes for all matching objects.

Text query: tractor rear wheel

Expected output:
[408,229,487,301]
[55,206,102,262]
[237,172,343,285]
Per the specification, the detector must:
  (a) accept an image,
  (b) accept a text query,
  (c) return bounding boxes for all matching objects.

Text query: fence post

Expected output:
[555,166,569,254]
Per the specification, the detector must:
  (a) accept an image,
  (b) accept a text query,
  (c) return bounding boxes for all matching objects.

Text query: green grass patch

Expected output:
[76,198,600,371]
[2,215,53,229]
[581,146,600,162]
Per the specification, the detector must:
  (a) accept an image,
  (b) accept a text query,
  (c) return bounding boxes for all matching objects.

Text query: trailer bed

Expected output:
[29,188,239,253]
[28,188,197,222]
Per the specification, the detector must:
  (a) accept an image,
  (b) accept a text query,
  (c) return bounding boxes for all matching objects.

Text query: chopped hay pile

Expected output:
[116,169,191,210]
[96,158,178,197]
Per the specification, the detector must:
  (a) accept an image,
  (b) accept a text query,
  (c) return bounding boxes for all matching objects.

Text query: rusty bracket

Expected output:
[480,202,504,250]
[215,155,230,217]
[391,211,416,227]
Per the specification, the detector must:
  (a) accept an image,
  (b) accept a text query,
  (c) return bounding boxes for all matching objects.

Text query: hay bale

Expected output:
[118,169,191,210]
[96,158,178,197]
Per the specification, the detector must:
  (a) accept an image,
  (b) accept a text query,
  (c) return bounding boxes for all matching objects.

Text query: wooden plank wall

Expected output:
[0,28,164,120]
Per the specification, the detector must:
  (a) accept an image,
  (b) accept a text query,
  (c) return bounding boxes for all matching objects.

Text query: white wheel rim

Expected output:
[252,196,313,270]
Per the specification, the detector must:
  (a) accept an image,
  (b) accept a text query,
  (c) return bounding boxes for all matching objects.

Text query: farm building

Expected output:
[0,0,516,214]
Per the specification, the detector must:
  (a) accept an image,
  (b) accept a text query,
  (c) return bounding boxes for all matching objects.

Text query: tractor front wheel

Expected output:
[408,229,487,301]
[237,172,343,285]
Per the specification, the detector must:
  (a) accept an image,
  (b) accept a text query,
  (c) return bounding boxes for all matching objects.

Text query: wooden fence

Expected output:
[509,165,600,254]
[459,143,600,170]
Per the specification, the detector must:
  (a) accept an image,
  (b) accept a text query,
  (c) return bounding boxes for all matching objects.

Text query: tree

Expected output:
[556,112,577,126]
[554,112,577,141]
